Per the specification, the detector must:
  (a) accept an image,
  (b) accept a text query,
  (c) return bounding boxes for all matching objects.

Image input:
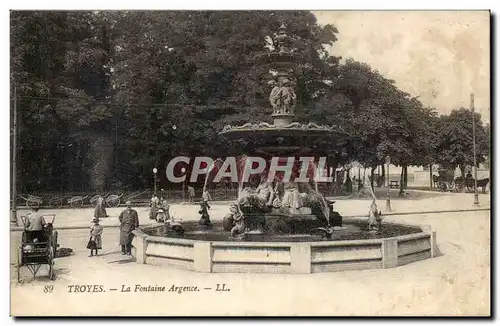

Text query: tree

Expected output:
[434,108,489,179]
[11,11,119,192]
[108,10,341,188]
[11,10,443,194]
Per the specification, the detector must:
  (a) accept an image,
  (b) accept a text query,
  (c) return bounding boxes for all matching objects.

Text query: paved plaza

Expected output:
[10,190,490,316]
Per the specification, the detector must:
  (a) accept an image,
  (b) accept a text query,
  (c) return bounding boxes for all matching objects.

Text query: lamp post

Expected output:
[471,93,479,205]
[153,167,158,195]
[10,82,19,225]
[385,155,392,212]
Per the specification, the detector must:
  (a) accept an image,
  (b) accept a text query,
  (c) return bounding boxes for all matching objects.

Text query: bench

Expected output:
[389,181,399,188]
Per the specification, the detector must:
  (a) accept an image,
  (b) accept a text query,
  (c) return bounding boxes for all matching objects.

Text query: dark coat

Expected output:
[94,198,107,218]
[119,208,139,245]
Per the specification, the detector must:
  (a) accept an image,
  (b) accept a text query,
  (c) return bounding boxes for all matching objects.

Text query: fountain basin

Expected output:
[131,219,437,274]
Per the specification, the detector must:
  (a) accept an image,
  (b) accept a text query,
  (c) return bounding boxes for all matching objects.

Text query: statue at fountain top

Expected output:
[269,76,297,115]
[276,23,291,53]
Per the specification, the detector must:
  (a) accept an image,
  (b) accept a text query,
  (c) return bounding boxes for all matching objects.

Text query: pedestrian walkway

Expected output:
[11,209,490,316]
[11,190,490,231]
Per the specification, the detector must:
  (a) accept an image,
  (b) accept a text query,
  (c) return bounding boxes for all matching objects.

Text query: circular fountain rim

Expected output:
[139,218,427,244]
[131,218,437,274]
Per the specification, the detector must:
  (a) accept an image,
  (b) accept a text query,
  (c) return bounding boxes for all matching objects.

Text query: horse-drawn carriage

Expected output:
[433,169,490,193]
[453,176,475,192]
[17,214,58,282]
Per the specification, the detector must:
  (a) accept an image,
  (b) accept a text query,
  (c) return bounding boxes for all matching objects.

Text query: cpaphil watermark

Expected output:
[165,156,333,183]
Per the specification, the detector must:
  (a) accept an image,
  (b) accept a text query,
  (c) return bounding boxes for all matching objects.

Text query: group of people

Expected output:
[23,188,213,259]
[87,200,139,257]
[149,194,170,221]
[185,185,212,203]
[88,189,213,258]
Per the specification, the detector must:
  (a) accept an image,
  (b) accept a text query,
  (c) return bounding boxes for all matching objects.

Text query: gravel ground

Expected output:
[10,192,491,316]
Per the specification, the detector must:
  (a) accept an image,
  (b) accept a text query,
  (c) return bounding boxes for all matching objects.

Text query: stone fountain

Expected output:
[219,23,346,237]
[131,24,438,274]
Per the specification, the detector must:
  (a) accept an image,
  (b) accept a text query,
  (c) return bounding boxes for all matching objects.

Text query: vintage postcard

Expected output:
[9,10,490,316]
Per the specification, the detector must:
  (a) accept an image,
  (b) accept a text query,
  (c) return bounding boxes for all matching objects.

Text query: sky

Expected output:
[313,11,490,123]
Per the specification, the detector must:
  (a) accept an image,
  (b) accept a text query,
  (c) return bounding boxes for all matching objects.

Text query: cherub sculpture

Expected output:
[269,77,297,115]
[367,199,382,232]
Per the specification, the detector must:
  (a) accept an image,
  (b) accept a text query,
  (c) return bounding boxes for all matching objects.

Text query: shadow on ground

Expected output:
[107,257,136,264]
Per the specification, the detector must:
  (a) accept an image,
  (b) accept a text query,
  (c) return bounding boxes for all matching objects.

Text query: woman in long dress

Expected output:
[94,196,108,218]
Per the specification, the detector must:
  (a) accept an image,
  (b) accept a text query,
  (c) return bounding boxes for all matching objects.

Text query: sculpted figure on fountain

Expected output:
[230,205,246,238]
[367,199,382,232]
[237,176,274,212]
[281,182,303,210]
[269,76,297,115]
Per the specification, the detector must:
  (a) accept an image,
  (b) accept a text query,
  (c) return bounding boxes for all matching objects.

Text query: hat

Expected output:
[92,218,99,223]
[158,208,165,213]
[126,201,132,205]
[327,200,336,206]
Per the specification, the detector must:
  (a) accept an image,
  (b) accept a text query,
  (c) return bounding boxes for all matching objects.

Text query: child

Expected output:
[89,218,103,257]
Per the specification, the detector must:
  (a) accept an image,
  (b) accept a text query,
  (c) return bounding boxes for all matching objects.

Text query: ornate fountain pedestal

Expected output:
[271,113,295,127]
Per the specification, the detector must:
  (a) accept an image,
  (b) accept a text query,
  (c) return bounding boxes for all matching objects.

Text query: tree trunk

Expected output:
[381,164,385,187]
[429,163,433,190]
[329,161,335,193]
[357,168,361,192]
[370,166,375,189]
[399,166,405,197]
[88,135,113,192]
[460,165,466,193]
[403,165,408,188]
[346,168,352,193]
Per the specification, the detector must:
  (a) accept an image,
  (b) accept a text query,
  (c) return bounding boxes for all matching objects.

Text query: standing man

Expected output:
[23,207,46,242]
[118,201,139,255]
